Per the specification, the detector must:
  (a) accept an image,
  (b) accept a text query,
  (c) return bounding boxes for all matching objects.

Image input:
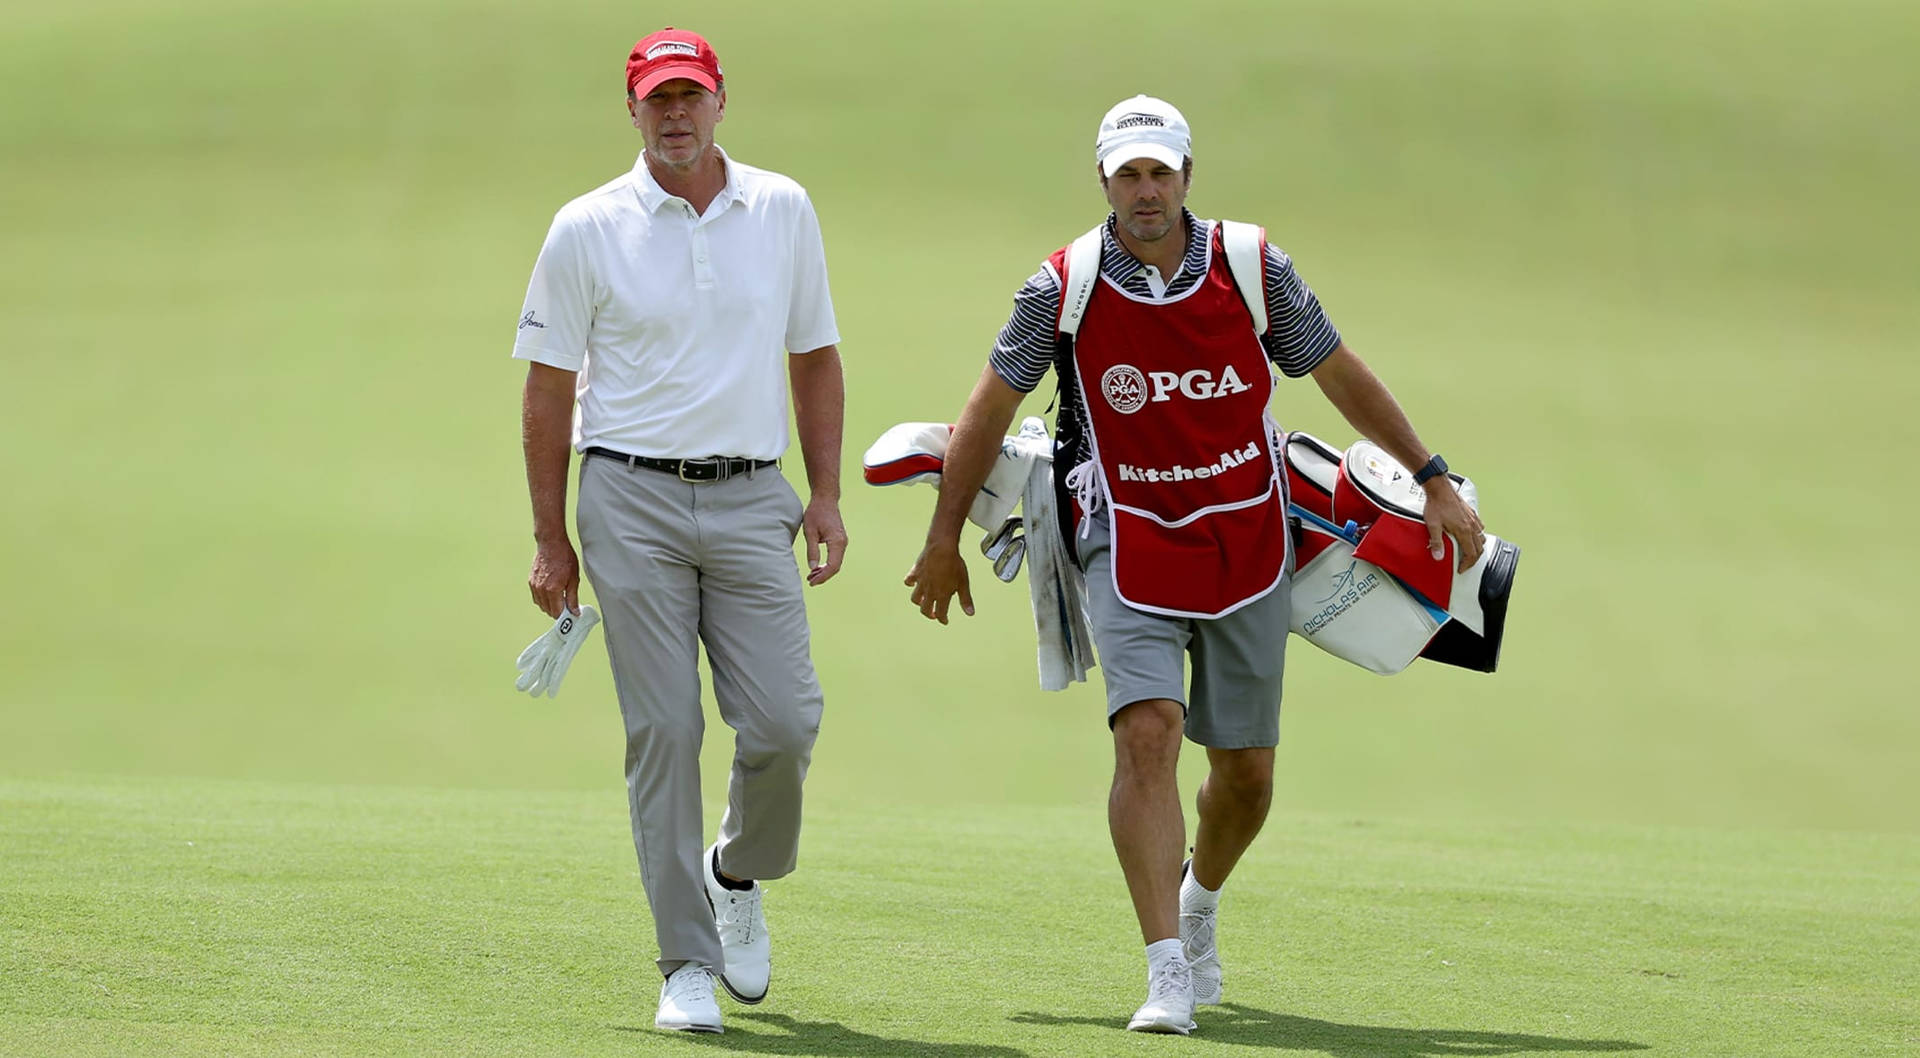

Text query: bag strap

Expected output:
[1063,220,1268,337]
[1057,225,1104,338]
[1218,219,1268,335]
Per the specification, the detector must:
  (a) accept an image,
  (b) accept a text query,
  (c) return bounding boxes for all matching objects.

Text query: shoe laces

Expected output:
[665,967,715,1006]
[1181,905,1217,955]
[714,884,763,945]
[1146,958,1191,1004]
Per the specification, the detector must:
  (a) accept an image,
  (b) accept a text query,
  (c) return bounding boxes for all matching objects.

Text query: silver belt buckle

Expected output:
[680,458,728,483]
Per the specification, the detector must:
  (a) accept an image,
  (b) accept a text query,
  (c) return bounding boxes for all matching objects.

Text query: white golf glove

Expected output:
[515,605,600,698]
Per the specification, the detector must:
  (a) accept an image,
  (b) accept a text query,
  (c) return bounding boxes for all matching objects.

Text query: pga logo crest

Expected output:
[1100,363,1254,415]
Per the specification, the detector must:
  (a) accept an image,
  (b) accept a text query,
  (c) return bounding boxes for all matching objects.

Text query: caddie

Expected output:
[905,95,1485,1035]
[514,27,847,1035]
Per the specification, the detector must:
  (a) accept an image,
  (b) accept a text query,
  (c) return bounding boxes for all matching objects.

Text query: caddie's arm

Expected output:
[789,343,848,587]
[524,362,581,617]
[1309,343,1486,572]
[904,366,1026,623]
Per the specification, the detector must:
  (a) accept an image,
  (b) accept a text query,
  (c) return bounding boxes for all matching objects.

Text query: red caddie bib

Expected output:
[1052,227,1290,618]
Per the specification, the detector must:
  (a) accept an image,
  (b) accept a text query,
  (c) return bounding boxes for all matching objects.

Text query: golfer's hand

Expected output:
[515,605,600,697]
[1422,484,1486,573]
[529,538,580,618]
[803,496,849,587]
[905,540,973,624]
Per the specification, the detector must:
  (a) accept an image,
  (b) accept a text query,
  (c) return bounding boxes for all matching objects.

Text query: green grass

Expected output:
[5,777,1916,1057]
[2,0,1918,1053]
[2,0,1917,828]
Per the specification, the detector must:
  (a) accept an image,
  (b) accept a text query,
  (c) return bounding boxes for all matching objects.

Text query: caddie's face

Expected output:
[630,78,726,170]
[1102,158,1190,244]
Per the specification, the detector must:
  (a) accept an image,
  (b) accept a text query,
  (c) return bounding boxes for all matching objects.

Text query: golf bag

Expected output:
[1283,432,1520,673]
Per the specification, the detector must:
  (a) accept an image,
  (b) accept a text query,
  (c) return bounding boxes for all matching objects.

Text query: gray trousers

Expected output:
[575,455,824,976]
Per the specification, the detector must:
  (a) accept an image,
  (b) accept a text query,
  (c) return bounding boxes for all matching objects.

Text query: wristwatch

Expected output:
[1412,454,1449,485]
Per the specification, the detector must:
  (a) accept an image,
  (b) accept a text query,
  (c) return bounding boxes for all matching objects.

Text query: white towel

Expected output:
[1014,418,1096,691]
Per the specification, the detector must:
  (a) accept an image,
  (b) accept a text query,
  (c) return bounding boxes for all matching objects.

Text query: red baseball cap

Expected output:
[626,28,723,98]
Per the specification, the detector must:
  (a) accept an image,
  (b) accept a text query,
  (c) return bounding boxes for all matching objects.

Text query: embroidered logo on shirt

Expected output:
[519,311,546,331]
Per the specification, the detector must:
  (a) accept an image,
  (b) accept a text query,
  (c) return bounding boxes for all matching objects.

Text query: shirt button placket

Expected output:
[690,215,714,287]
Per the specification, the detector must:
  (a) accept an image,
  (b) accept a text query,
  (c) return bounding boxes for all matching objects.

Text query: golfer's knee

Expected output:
[741,704,820,765]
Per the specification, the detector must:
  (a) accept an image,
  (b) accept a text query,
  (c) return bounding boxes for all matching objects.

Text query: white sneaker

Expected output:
[655,965,722,1033]
[1180,861,1222,1006]
[704,844,771,1003]
[1127,957,1197,1034]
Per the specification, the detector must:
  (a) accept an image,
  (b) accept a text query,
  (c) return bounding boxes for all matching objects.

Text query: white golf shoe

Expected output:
[1180,861,1222,1006]
[655,965,722,1033]
[1127,957,1197,1034]
[704,844,771,1003]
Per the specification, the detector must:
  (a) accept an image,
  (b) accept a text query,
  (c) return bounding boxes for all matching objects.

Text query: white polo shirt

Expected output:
[512,146,840,460]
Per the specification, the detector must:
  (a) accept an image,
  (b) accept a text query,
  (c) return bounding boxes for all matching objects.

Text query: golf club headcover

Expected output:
[862,420,1044,530]
[1333,439,1479,613]
[515,605,600,698]
[861,421,951,487]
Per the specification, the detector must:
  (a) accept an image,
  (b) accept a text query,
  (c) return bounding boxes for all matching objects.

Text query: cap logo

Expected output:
[645,41,701,60]
[1114,113,1165,129]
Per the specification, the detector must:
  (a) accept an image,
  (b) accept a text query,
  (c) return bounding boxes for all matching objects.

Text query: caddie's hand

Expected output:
[529,539,580,618]
[1422,484,1486,573]
[904,540,974,624]
[803,496,849,587]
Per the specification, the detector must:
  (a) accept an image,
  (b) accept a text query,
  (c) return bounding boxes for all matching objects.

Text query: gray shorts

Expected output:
[1077,518,1290,749]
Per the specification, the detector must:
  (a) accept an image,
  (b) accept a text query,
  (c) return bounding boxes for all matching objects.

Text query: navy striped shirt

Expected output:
[988,209,1341,394]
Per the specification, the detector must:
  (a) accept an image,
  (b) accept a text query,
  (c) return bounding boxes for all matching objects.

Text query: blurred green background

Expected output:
[3,0,1916,834]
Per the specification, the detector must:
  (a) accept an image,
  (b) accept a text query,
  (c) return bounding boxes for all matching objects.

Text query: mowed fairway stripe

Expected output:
[3,777,1914,1057]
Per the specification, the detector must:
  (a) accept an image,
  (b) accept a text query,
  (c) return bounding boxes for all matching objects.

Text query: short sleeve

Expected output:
[1259,243,1342,378]
[987,264,1065,394]
[512,211,595,371]
[784,192,841,353]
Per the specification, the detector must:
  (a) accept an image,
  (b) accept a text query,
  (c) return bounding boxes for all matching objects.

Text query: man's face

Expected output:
[630,78,726,170]
[1102,157,1190,243]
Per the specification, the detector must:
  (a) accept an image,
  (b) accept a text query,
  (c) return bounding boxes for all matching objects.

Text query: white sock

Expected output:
[1181,866,1220,910]
[1145,937,1185,977]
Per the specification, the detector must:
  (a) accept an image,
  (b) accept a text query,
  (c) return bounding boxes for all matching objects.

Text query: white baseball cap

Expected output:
[1095,95,1191,176]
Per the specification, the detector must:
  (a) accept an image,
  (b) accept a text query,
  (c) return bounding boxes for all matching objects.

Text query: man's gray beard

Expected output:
[645,139,711,173]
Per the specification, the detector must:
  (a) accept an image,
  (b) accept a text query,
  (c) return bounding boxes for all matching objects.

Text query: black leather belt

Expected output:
[584,447,777,482]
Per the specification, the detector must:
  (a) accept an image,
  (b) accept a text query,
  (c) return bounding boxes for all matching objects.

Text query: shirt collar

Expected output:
[633,143,742,216]
[1100,208,1207,284]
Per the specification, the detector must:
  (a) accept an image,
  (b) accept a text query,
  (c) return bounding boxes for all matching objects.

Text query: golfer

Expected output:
[513,27,846,1034]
